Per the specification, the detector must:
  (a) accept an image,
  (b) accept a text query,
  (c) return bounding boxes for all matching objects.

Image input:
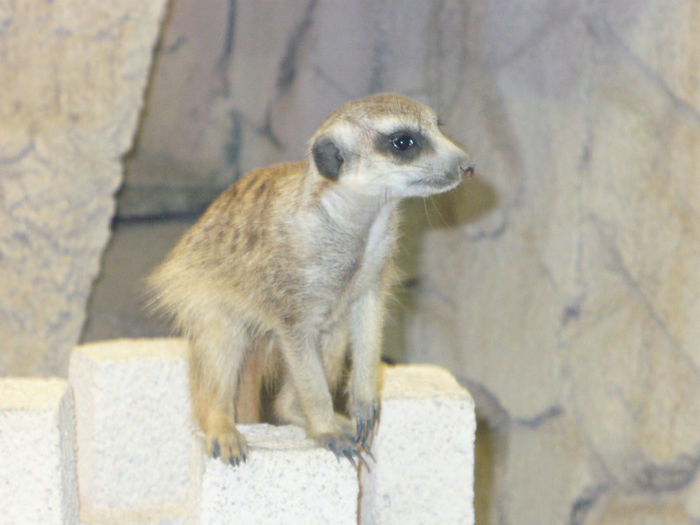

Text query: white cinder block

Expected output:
[0,378,78,525]
[69,338,194,524]
[195,424,358,525]
[360,365,476,525]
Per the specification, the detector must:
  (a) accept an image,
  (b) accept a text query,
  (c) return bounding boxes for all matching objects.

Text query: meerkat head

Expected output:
[309,93,474,199]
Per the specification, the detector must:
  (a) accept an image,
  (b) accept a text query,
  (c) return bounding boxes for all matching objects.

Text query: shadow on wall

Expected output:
[415,175,499,230]
[383,175,498,363]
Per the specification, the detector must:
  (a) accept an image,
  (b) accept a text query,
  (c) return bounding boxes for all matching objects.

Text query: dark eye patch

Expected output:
[375,128,432,162]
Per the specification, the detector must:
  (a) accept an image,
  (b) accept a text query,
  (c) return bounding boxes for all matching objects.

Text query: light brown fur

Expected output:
[148,93,473,465]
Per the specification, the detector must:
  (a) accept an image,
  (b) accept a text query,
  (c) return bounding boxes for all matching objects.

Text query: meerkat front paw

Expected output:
[206,427,249,467]
[352,398,379,451]
[316,431,366,468]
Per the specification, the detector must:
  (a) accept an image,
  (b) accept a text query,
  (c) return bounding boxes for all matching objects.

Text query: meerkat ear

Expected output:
[311,136,344,180]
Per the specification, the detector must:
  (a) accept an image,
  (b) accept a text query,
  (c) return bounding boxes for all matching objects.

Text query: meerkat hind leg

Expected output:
[188,316,250,466]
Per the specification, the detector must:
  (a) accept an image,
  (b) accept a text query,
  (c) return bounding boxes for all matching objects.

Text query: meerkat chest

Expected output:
[351,205,396,289]
[307,203,397,308]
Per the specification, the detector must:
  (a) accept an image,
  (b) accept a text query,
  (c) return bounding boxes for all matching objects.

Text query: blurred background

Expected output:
[2,1,698,523]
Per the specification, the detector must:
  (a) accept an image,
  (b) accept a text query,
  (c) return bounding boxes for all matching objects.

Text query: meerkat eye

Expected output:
[390,133,416,151]
[377,129,428,161]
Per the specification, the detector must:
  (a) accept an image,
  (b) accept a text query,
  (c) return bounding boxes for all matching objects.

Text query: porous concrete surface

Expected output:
[196,424,358,525]
[69,339,194,524]
[61,339,474,524]
[0,0,168,376]
[0,378,78,525]
[361,365,475,525]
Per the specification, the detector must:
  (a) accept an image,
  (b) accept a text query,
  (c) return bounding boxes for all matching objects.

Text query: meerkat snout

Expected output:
[149,93,474,468]
[461,163,476,177]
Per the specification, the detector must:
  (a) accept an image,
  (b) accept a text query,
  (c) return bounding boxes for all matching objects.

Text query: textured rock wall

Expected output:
[110,0,698,523]
[403,2,700,523]
[0,1,168,375]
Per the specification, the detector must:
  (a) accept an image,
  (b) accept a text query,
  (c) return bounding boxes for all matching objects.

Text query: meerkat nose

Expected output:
[461,163,476,177]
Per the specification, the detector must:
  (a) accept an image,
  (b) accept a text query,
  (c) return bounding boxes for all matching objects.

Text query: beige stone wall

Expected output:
[402,2,700,523]
[0,1,168,374]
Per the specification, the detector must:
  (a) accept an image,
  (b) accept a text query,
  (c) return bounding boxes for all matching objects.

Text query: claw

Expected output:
[207,430,248,466]
[357,450,371,471]
[321,433,368,469]
[353,400,380,450]
[237,434,247,464]
[343,450,357,468]
[355,419,365,445]
[351,404,378,471]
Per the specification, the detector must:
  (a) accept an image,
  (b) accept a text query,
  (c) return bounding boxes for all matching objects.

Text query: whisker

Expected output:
[422,197,434,228]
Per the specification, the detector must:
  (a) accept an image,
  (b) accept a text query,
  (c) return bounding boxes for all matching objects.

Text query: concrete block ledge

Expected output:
[1,338,475,524]
[0,378,78,525]
[195,424,358,525]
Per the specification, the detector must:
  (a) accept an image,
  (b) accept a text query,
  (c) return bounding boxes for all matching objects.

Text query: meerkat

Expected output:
[148,93,474,466]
